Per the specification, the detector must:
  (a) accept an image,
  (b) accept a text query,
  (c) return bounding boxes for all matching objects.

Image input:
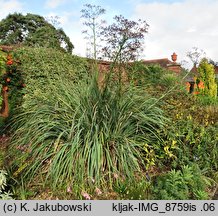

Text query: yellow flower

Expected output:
[172,140,177,148]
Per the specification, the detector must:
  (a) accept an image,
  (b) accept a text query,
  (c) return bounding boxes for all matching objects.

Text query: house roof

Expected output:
[142,58,173,68]
[95,57,182,74]
[190,64,218,75]
[190,64,198,74]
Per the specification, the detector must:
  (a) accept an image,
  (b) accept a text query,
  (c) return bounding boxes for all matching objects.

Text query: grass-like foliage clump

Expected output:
[10,71,167,190]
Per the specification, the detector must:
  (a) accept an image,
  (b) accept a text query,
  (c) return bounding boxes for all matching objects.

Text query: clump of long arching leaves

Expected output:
[9,71,167,190]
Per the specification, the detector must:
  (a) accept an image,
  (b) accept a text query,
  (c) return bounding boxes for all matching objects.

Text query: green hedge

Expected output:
[13,47,88,110]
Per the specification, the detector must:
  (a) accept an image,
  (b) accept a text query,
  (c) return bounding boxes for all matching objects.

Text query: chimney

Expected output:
[171,52,177,62]
[167,52,181,74]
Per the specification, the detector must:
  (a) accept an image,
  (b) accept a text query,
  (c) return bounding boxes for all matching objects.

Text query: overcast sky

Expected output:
[0,0,218,68]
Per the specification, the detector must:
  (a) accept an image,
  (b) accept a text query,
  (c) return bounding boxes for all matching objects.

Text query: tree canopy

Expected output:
[198,58,217,98]
[102,15,149,62]
[81,4,106,60]
[0,13,74,53]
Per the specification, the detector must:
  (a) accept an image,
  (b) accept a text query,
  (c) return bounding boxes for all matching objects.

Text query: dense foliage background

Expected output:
[0,6,217,200]
[0,46,217,200]
[0,13,74,53]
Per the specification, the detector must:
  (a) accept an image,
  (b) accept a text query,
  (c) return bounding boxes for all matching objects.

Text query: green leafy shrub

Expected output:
[160,73,178,89]
[0,170,13,200]
[198,58,217,99]
[14,47,88,110]
[196,95,218,106]
[158,115,218,174]
[178,121,218,171]
[155,86,218,178]
[144,64,166,85]
[9,72,167,192]
[126,62,166,86]
[126,62,186,101]
[152,164,211,200]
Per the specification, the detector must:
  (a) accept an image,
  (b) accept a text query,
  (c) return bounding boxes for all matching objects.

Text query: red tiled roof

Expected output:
[96,58,182,74]
[190,64,198,75]
[143,58,173,68]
